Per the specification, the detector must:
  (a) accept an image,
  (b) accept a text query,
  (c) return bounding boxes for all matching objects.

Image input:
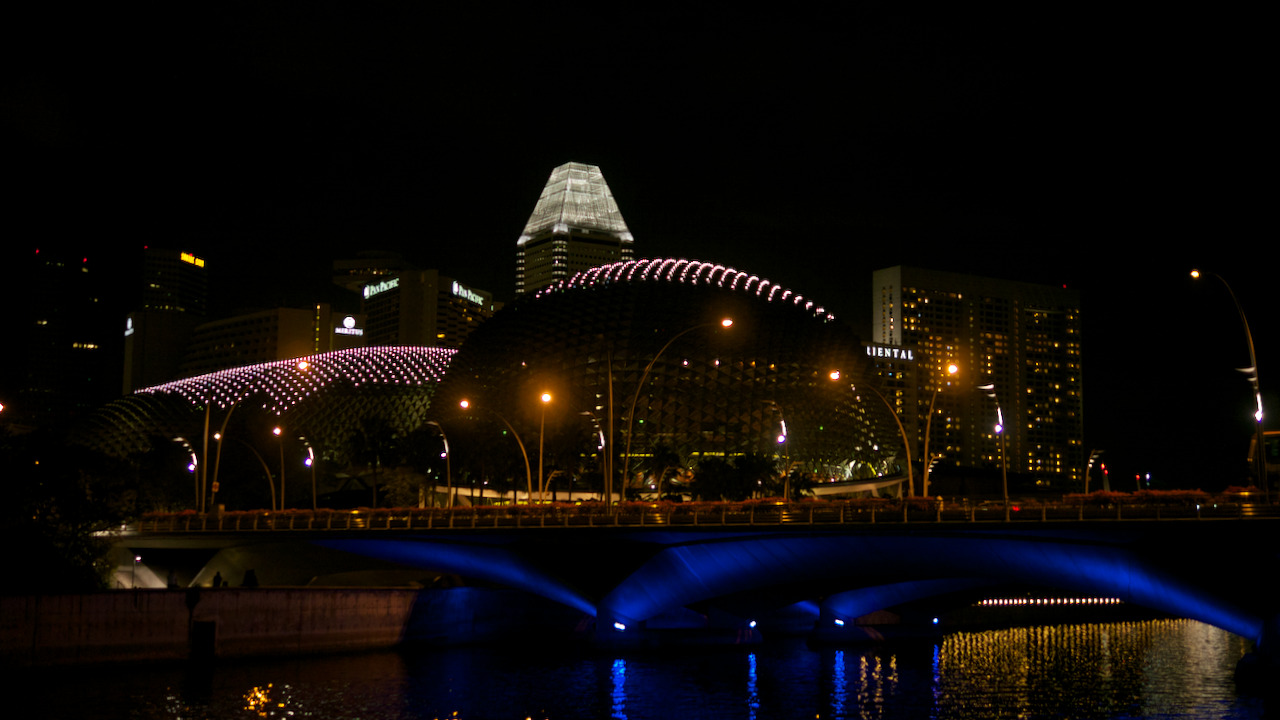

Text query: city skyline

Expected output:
[4,6,1272,490]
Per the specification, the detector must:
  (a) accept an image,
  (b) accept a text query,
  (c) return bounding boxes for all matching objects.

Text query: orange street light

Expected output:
[922,362,959,497]
[459,398,534,503]
[622,318,733,507]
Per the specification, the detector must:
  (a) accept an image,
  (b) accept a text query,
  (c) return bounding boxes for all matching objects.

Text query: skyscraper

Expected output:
[123,248,209,393]
[516,162,634,295]
[362,269,498,348]
[872,266,1084,487]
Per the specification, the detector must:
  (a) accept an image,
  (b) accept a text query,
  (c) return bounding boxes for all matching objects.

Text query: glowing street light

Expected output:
[273,426,285,510]
[829,370,916,497]
[1191,269,1268,502]
[538,391,552,502]
[622,317,733,506]
[459,399,534,504]
[921,363,959,498]
[978,383,1009,520]
[425,420,453,509]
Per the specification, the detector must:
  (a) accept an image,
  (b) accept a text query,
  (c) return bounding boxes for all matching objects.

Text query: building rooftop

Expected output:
[518,162,633,243]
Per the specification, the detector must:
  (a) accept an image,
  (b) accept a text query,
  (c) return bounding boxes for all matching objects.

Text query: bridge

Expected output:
[114,501,1280,647]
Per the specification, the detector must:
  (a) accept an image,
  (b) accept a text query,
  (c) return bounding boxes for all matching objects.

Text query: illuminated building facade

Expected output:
[872,266,1084,485]
[362,270,498,348]
[515,162,634,295]
[123,248,209,393]
[447,258,899,483]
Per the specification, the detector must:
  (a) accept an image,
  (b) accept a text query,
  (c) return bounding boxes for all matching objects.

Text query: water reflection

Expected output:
[19,619,1265,719]
[611,658,627,720]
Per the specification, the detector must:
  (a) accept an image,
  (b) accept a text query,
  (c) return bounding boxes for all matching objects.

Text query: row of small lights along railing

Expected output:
[127,498,1269,533]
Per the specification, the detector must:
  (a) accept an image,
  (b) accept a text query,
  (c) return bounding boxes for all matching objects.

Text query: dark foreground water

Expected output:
[24,619,1268,719]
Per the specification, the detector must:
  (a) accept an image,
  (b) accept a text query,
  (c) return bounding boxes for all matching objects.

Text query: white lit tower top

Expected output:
[516,162,634,295]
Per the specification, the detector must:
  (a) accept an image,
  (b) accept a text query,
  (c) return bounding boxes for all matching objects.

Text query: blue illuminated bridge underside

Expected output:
[296,521,1277,642]
[122,521,1278,643]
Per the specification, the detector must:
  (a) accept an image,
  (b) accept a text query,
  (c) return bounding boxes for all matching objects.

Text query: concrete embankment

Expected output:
[3,588,421,666]
[3,586,591,666]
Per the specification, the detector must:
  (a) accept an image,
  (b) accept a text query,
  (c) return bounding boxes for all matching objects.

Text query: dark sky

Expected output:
[4,4,1273,488]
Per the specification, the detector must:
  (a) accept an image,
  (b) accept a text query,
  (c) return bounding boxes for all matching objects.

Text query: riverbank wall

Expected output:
[3,588,419,666]
[2,586,590,667]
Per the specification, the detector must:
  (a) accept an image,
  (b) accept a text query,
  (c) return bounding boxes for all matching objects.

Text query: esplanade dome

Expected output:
[439,258,900,484]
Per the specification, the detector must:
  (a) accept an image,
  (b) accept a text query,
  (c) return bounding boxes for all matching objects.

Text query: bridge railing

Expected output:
[128,498,1277,533]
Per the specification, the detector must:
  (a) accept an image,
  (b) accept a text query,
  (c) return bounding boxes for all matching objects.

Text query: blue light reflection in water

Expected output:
[17,619,1266,719]
[832,649,847,717]
[611,658,627,720]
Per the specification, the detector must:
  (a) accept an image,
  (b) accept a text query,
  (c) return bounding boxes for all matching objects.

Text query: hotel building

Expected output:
[871,266,1084,486]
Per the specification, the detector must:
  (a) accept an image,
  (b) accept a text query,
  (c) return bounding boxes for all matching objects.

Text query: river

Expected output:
[23,618,1268,719]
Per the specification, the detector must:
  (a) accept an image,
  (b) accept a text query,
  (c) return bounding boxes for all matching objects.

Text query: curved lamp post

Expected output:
[921,363,959,498]
[829,370,915,497]
[978,383,1009,520]
[1191,269,1268,502]
[425,420,453,509]
[622,318,733,506]
[460,399,534,504]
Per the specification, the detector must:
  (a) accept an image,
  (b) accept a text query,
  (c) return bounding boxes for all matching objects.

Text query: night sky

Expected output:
[4,5,1272,489]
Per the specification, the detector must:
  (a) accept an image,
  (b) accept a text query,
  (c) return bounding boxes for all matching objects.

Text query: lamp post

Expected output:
[272,426,285,511]
[978,383,1009,520]
[921,363,959,498]
[304,443,317,511]
[622,318,733,506]
[764,400,790,499]
[460,399,534,504]
[1191,269,1268,502]
[425,420,453,509]
[207,395,244,513]
[829,370,916,497]
[538,391,552,502]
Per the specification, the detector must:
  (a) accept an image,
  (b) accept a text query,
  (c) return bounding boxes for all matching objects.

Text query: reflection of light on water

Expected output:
[932,642,942,710]
[831,649,846,717]
[243,683,292,718]
[746,652,759,719]
[934,619,1251,717]
[611,658,627,720]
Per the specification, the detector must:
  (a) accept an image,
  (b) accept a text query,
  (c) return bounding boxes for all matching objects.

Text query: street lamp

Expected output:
[303,443,317,510]
[1191,269,1268,502]
[921,363,959,498]
[273,426,285,510]
[622,317,733,506]
[538,391,552,502]
[978,383,1009,520]
[829,370,916,497]
[460,399,534,504]
[425,420,453,509]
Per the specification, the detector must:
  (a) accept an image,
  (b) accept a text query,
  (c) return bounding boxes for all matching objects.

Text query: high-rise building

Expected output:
[362,270,497,348]
[122,248,210,393]
[6,247,117,428]
[178,304,365,377]
[516,162,634,295]
[871,266,1084,487]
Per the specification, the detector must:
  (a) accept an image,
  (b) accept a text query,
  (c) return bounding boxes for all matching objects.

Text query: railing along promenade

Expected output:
[131,497,1278,533]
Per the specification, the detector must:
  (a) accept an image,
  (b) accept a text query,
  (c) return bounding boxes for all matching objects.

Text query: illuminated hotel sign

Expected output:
[363,278,399,299]
[334,316,364,336]
[180,252,205,268]
[451,281,484,306]
[866,344,914,362]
